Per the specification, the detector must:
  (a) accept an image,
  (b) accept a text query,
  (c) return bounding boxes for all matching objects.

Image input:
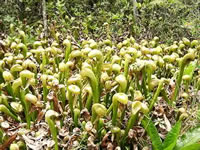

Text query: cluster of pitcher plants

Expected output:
[0,27,200,150]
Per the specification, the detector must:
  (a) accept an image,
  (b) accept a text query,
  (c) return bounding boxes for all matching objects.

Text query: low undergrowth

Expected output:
[0,28,200,149]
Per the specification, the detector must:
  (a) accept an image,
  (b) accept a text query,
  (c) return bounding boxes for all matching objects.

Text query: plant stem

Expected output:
[160,89,170,104]
[81,68,99,103]
[64,40,71,63]
[141,69,148,98]
[74,108,80,127]
[68,91,74,118]
[149,79,164,111]
[121,112,138,144]
[6,83,15,101]
[0,104,19,122]
[85,93,93,111]
[46,116,58,150]
[60,86,66,108]
[20,90,30,128]
[43,86,48,102]
[171,63,185,104]
[112,100,119,125]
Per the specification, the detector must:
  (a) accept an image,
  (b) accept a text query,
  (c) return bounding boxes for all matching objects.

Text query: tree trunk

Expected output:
[42,0,48,38]
[133,0,138,22]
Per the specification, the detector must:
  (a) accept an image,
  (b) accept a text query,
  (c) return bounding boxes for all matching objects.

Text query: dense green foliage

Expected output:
[0,0,199,42]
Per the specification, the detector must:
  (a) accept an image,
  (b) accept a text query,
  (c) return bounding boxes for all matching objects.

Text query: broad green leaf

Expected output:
[163,121,182,150]
[179,143,200,150]
[183,61,197,78]
[142,116,163,150]
[174,126,200,150]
